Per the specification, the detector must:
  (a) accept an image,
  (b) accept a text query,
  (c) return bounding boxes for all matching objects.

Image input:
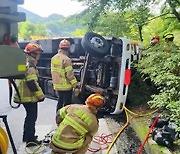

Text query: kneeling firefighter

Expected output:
[13,42,45,147]
[50,93,105,154]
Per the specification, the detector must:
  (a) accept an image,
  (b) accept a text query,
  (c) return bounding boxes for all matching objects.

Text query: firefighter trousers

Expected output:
[51,134,92,154]
[22,103,38,142]
[57,90,72,112]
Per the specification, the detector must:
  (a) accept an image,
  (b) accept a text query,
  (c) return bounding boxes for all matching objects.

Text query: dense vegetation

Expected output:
[138,43,180,131]
[74,0,180,132]
[18,0,180,131]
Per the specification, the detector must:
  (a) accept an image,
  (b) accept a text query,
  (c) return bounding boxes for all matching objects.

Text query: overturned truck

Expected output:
[19,32,143,114]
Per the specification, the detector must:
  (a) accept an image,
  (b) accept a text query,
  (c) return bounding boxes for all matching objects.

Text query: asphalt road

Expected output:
[0,79,146,154]
[0,79,57,153]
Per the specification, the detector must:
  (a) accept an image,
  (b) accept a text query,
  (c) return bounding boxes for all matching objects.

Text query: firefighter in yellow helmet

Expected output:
[163,33,176,53]
[51,39,77,112]
[13,42,45,147]
[163,33,174,42]
[50,93,105,154]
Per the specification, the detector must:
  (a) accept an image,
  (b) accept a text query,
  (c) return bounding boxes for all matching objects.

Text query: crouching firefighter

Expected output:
[13,42,45,147]
[50,93,105,154]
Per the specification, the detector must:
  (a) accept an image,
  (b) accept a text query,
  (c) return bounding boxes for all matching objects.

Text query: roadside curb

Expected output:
[100,119,118,154]
[130,116,172,154]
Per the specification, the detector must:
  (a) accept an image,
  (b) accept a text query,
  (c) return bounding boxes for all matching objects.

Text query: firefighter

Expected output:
[3,34,19,47]
[163,33,174,43]
[51,39,77,112]
[163,33,177,53]
[50,93,105,154]
[13,42,45,147]
[150,35,160,46]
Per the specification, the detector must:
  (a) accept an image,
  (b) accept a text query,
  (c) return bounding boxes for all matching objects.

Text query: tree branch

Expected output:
[167,0,180,22]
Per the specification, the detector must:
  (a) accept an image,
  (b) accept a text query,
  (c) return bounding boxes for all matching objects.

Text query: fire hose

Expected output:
[0,126,8,154]
[88,105,158,154]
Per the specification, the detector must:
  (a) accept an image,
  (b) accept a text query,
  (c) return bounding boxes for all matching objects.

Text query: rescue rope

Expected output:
[24,129,56,154]
[88,105,158,153]
[123,105,158,117]
[25,143,46,154]
[88,133,113,152]
[24,107,158,154]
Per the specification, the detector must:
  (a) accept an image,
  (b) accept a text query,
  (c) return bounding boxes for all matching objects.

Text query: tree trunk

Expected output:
[167,0,180,22]
[138,25,143,42]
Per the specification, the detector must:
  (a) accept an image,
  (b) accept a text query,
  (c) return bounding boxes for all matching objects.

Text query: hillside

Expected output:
[18,6,65,23]
[17,6,82,37]
[18,6,46,23]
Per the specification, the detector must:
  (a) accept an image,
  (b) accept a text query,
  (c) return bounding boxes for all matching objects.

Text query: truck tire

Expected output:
[81,32,110,57]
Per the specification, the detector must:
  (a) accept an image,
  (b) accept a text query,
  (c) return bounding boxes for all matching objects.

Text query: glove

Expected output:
[38,97,45,102]
[74,87,80,97]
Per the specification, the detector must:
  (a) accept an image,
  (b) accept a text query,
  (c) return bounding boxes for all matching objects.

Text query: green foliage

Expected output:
[18,21,47,40]
[142,16,180,46]
[142,18,165,46]
[18,21,36,40]
[18,15,85,39]
[138,43,180,131]
[71,29,86,36]
[74,0,180,42]
[124,6,151,41]
[47,14,64,21]
[88,8,151,41]
[18,7,85,38]
[44,20,66,36]
[34,23,47,36]
[93,12,130,37]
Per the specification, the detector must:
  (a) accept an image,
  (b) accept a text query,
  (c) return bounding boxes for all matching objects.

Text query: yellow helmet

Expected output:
[163,33,174,39]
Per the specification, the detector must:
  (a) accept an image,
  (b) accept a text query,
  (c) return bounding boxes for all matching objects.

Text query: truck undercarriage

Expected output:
[18,32,143,114]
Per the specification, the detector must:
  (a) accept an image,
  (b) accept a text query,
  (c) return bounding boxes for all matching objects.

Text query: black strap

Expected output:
[27,62,36,68]
[8,79,21,109]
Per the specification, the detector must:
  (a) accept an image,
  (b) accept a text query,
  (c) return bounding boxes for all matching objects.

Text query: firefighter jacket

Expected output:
[14,55,45,103]
[51,50,77,91]
[50,104,99,153]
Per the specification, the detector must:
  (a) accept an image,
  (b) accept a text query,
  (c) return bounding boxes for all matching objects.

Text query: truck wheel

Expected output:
[81,32,110,57]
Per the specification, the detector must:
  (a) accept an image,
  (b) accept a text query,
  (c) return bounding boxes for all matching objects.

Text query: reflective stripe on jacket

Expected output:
[52,104,98,150]
[51,51,77,91]
[13,66,44,103]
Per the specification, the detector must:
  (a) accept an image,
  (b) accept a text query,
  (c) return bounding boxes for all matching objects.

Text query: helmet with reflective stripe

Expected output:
[163,33,174,39]
[85,93,104,108]
[24,42,43,54]
[59,39,71,49]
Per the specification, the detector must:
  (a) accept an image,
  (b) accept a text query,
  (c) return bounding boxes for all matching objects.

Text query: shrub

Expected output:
[137,42,180,131]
